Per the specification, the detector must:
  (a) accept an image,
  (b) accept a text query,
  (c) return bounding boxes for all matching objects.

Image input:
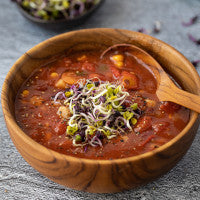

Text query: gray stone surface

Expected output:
[1,0,200,199]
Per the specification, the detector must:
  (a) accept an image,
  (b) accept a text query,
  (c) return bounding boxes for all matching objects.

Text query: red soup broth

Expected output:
[15,49,190,160]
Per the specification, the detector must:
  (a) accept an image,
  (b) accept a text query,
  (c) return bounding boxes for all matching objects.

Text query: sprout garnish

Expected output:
[54,78,142,147]
[12,0,101,21]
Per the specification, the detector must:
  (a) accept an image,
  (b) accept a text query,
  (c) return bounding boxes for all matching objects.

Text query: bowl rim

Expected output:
[2,28,200,165]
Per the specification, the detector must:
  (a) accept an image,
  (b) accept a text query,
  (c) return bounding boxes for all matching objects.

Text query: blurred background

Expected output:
[0,0,200,199]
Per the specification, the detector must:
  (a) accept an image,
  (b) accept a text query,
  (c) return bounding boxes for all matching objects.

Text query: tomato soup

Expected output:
[15,48,190,159]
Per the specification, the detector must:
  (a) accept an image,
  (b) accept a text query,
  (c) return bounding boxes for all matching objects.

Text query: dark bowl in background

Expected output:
[15,0,105,28]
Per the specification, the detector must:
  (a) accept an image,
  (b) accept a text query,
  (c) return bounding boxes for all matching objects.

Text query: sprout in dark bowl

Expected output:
[12,0,101,21]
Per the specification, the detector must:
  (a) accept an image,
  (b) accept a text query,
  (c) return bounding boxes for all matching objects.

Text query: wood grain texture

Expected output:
[1,28,200,193]
[157,72,200,113]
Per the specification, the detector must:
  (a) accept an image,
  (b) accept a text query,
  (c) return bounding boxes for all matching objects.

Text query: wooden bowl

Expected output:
[2,28,200,193]
[15,0,104,28]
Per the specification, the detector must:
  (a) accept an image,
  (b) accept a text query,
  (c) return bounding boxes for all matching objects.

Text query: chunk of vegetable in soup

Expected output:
[15,49,190,160]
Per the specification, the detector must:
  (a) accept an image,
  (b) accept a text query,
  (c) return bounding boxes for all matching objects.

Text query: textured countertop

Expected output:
[1,0,200,199]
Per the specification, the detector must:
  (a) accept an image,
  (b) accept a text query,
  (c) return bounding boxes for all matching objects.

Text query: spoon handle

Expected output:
[157,84,200,113]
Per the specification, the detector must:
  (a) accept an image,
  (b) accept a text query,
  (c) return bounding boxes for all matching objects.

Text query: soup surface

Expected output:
[15,48,190,159]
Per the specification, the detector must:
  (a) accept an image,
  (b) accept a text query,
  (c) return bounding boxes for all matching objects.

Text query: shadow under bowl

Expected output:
[1,28,200,193]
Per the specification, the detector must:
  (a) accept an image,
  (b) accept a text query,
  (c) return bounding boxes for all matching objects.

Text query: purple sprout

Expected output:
[188,34,200,45]
[71,84,77,92]
[96,131,104,139]
[53,91,66,104]
[99,96,106,103]
[94,81,100,86]
[84,145,88,152]
[191,60,200,67]
[87,112,98,122]
[79,130,86,142]
[182,15,199,27]
[137,28,148,34]
[89,136,102,147]
[69,0,85,19]
[74,104,81,113]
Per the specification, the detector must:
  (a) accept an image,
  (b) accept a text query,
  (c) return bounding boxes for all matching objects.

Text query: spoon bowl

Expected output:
[101,43,200,113]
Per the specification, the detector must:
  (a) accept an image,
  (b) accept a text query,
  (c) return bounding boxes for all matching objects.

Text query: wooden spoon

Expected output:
[101,44,200,113]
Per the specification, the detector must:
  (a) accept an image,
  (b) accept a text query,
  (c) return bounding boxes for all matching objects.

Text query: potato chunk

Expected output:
[145,99,156,107]
[121,71,139,89]
[77,55,87,61]
[50,72,58,78]
[57,106,70,119]
[61,72,80,85]
[134,116,152,133]
[55,79,66,89]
